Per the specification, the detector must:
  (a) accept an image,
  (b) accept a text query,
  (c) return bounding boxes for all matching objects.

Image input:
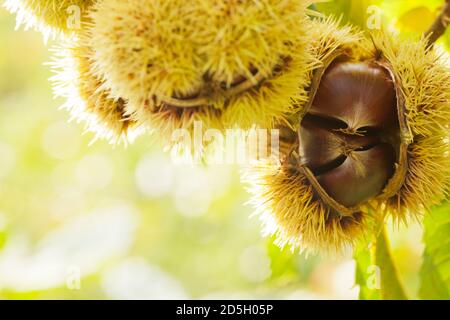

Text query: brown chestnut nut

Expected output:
[316,143,396,208]
[310,62,397,132]
[298,60,399,212]
[299,114,381,173]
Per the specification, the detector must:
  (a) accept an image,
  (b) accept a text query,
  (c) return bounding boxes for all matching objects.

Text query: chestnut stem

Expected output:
[375,226,408,300]
[425,0,450,48]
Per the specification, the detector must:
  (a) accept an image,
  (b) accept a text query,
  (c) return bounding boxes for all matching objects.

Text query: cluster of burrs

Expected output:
[4,0,449,253]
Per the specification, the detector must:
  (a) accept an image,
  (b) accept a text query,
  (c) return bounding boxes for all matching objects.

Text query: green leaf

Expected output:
[419,203,450,300]
[355,225,408,300]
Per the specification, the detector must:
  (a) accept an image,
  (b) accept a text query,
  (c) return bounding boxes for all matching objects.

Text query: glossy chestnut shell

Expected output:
[298,60,400,213]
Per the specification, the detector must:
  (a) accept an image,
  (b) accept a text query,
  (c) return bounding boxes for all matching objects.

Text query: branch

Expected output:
[425,0,450,48]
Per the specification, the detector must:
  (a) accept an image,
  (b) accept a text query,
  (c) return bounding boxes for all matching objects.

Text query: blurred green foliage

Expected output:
[316,0,382,28]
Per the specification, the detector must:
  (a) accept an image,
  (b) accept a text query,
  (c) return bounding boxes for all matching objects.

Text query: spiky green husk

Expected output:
[221,52,312,129]
[89,0,313,135]
[243,160,368,254]
[126,97,224,146]
[49,36,141,144]
[90,0,203,101]
[306,17,371,73]
[3,0,93,38]
[245,19,450,253]
[372,33,450,220]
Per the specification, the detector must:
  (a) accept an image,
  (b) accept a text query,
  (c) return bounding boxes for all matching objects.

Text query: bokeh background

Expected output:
[0,0,448,299]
